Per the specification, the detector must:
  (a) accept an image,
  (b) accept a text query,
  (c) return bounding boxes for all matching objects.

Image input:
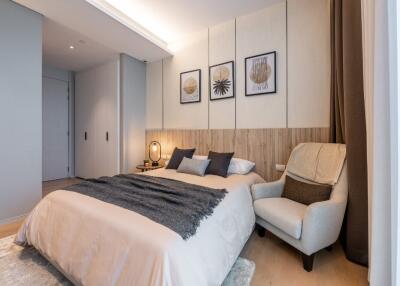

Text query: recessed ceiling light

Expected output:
[69,45,75,50]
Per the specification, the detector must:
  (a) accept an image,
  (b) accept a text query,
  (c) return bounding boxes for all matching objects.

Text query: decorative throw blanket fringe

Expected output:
[64,174,227,240]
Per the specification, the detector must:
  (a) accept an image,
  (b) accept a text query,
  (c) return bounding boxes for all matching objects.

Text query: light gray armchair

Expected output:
[251,143,348,272]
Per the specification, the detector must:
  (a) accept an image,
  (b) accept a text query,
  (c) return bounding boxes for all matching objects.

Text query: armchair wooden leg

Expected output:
[302,253,315,272]
[256,224,266,237]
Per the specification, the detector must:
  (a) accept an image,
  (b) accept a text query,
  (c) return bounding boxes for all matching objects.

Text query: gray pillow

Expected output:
[177,157,211,177]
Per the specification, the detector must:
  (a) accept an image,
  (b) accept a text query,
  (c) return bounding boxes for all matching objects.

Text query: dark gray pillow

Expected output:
[177,157,211,176]
[282,176,332,205]
[206,151,234,177]
[166,147,196,169]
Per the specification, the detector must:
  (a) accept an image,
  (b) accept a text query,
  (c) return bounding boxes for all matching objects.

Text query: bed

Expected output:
[16,168,265,286]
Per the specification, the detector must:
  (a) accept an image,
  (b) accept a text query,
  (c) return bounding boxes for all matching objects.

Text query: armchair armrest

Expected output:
[301,199,347,255]
[251,179,285,200]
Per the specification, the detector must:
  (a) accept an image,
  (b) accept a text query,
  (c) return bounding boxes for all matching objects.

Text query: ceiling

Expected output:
[43,19,118,71]
[14,0,172,71]
[96,0,282,43]
[14,0,281,71]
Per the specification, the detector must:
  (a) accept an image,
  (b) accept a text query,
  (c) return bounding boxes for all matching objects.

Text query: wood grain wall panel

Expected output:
[146,128,329,181]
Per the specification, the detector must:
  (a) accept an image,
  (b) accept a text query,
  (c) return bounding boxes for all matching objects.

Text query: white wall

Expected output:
[0,0,43,223]
[146,0,331,129]
[209,20,236,129]
[43,65,75,177]
[236,2,287,128]
[163,29,210,129]
[287,0,331,128]
[120,54,146,173]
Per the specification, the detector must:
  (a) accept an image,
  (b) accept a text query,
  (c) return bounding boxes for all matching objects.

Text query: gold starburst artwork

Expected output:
[183,77,197,94]
[180,69,201,103]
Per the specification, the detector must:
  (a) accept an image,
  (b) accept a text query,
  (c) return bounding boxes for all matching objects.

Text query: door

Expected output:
[42,77,69,181]
[75,71,95,179]
[94,60,119,177]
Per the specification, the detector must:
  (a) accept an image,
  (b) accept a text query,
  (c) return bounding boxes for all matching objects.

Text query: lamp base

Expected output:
[151,162,159,167]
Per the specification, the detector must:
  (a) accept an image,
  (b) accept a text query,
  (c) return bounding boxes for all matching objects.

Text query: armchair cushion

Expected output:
[254,197,307,239]
[282,176,332,205]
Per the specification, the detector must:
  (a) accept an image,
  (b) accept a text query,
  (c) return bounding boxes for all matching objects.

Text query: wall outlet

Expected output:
[276,164,286,172]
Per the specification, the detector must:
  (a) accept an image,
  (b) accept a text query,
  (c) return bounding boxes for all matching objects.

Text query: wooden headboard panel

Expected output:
[145,128,330,181]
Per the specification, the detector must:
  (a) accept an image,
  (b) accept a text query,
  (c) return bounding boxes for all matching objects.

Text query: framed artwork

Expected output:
[245,51,276,96]
[209,61,234,101]
[180,69,201,104]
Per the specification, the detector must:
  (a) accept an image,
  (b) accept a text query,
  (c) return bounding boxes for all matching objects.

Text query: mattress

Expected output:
[16,169,265,286]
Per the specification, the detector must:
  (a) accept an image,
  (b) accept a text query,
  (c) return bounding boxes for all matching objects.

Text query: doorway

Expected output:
[42,76,70,181]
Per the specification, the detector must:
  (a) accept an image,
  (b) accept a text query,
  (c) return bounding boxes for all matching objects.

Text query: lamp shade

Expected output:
[149,141,161,166]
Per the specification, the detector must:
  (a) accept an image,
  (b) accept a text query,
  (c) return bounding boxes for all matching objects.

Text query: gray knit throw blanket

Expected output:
[64,174,227,240]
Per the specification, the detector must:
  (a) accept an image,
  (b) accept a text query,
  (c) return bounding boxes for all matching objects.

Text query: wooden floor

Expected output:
[42,177,82,197]
[0,178,368,286]
[241,233,368,286]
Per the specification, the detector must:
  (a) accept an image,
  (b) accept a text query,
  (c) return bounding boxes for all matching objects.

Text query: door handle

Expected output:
[106,132,109,142]
[84,132,87,141]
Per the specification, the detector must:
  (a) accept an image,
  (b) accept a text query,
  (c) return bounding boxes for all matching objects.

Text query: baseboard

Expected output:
[0,213,27,225]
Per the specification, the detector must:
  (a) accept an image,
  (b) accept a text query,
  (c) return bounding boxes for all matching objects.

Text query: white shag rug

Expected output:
[0,235,255,286]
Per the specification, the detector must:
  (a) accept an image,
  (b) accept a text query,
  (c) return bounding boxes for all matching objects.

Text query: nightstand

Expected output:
[136,164,164,172]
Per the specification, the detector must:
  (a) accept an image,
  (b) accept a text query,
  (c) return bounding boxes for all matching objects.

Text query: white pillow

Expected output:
[227,158,255,175]
[193,155,255,175]
[193,155,207,160]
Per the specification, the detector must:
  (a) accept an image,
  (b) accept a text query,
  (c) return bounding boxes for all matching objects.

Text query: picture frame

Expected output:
[180,69,201,104]
[245,51,276,96]
[209,61,235,101]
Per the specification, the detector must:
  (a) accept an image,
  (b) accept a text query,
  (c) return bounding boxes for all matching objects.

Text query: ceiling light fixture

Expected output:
[69,45,75,50]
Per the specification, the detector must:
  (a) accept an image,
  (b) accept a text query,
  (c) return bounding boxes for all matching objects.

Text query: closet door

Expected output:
[75,60,120,179]
[75,71,95,179]
[93,60,119,177]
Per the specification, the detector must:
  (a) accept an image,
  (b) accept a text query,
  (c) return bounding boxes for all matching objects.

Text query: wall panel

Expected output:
[120,54,146,174]
[287,0,331,127]
[146,128,329,181]
[236,2,287,128]
[146,60,163,129]
[163,29,209,129]
[209,20,236,129]
[145,0,331,130]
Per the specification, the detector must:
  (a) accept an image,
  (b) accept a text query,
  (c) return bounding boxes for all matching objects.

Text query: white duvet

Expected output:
[16,169,265,286]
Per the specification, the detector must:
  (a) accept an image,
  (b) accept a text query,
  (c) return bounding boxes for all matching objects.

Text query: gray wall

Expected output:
[43,65,75,177]
[0,1,43,223]
[120,54,146,173]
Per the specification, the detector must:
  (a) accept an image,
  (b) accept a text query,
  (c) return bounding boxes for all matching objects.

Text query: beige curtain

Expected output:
[330,0,368,265]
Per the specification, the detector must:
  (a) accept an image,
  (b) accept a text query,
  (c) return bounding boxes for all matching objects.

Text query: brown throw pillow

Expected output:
[166,147,196,169]
[206,151,234,177]
[282,176,332,205]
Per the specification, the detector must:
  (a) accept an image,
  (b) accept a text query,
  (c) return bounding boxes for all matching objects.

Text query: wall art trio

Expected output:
[180,51,276,104]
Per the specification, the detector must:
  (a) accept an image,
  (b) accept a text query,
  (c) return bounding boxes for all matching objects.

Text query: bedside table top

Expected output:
[136,164,164,172]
